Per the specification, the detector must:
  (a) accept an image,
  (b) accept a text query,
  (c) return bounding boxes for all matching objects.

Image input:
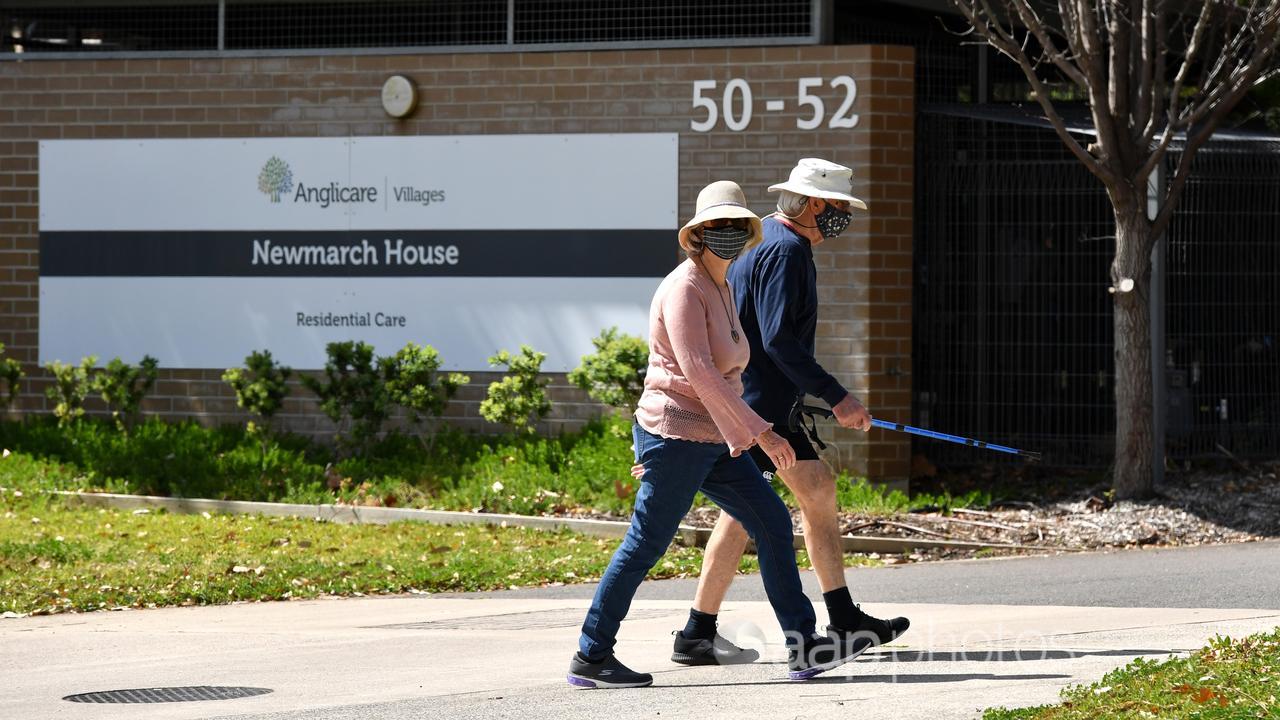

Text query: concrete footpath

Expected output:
[3,579,1278,719]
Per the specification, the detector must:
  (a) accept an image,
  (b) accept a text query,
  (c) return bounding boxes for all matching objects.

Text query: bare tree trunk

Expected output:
[1111,202,1155,499]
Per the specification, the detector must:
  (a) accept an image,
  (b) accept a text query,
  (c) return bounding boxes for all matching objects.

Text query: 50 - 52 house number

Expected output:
[690,76,859,133]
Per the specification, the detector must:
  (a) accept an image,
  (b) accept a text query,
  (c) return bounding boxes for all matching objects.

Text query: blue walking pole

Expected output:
[790,404,1042,462]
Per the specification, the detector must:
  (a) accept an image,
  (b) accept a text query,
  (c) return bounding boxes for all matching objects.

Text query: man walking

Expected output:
[669,158,911,667]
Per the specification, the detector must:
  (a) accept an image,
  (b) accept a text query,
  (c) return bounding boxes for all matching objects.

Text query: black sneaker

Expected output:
[829,609,911,648]
[671,630,761,666]
[567,652,654,689]
[787,633,873,681]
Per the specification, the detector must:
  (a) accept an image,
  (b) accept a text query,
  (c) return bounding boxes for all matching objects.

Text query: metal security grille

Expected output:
[224,0,507,50]
[513,0,811,44]
[832,0,1038,105]
[2,3,219,52]
[1,0,817,54]
[63,686,272,704]
[833,0,972,104]
[1165,141,1280,459]
[914,108,1116,468]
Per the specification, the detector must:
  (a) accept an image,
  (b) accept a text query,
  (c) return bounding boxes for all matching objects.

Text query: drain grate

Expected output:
[372,607,678,631]
[63,686,273,704]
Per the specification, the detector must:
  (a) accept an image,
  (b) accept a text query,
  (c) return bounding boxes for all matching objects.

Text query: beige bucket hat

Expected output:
[767,158,868,210]
[678,180,763,252]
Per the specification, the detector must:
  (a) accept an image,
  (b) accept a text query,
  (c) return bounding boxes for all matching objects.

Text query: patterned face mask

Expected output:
[815,201,853,238]
[700,225,752,259]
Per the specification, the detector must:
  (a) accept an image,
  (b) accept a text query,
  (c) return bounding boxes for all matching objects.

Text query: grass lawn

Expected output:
[985,629,1280,720]
[0,452,876,616]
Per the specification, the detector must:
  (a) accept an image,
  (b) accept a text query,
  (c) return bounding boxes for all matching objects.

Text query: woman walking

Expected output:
[568,181,866,688]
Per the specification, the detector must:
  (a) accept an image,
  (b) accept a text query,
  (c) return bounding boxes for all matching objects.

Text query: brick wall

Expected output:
[0,44,914,482]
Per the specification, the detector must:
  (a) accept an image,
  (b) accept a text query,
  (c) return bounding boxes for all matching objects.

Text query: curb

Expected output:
[54,491,1051,555]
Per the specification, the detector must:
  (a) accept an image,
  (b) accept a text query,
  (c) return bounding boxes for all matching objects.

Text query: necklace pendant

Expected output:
[731,329,740,343]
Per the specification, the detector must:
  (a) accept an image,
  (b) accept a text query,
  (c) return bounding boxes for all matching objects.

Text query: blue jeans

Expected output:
[578,424,817,659]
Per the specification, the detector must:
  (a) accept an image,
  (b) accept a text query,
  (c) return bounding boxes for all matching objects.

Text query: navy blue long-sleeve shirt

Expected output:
[727,217,849,423]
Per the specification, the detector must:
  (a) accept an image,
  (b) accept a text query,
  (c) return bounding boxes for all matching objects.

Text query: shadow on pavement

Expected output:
[663,673,1073,688]
[858,648,1179,662]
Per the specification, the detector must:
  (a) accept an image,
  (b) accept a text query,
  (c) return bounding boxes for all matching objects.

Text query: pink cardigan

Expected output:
[634,259,772,455]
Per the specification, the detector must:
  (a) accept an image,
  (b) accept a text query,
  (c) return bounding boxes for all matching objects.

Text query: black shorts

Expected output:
[748,422,821,475]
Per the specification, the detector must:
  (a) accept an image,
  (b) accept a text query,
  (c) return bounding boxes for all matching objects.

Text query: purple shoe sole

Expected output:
[567,675,596,688]
[788,666,827,681]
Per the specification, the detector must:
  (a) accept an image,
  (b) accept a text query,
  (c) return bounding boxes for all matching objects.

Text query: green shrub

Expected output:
[44,356,97,427]
[428,414,637,515]
[568,327,648,411]
[301,341,390,453]
[381,342,469,434]
[480,345,551,435]
[223,350,293,430]
[92,355,159,432]
[0,415,326,501]
[0,343,23,409]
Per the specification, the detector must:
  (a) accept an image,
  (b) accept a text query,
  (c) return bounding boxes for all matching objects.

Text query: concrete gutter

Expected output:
[54,491,1053,555]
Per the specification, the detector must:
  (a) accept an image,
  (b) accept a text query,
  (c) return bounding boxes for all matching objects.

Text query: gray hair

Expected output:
[775,189,810,217]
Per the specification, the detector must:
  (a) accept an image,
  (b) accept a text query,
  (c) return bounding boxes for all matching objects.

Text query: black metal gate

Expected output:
[1166,140,1280,459]
[914,109,1280,468]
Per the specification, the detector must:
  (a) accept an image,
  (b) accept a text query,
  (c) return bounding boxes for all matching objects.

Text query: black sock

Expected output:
[823,587,863,631]
[683,608,718,640]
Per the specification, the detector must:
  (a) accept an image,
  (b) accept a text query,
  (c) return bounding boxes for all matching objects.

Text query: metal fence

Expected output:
[914,109,1280,468]
[1,0,816,54]
[1165,140,1280,459]
[913,108,1116,467]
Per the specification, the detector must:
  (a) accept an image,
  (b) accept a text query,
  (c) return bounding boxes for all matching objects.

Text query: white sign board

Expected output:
[39,134,679,371]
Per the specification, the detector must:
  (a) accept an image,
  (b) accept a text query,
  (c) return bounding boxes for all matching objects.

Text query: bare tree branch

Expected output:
[1073,0,1126,169]
[1003,0,1089,87]
[1057,0,1085,59]
[1110,0,1140,171]
[1138,3,1167,149]
[1133,0,1154,141]
[1109,0,1132,127]
[1152,27,1280,239]
[951,0,1116,183]
[1137,0,1217,183]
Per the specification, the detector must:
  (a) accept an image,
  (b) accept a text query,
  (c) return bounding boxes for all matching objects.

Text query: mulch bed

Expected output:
[583,461,1280,565]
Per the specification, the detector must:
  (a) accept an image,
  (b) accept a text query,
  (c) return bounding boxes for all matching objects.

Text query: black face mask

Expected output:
[814,201,852,238]
[700,225,751,260]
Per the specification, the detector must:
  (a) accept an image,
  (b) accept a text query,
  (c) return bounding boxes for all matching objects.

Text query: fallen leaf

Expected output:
[1192,687,1215,704]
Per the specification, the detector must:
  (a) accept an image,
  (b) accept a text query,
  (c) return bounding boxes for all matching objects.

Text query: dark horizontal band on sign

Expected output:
[39,230,675,278]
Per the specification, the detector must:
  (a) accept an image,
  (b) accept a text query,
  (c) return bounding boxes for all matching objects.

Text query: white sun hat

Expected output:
[767,158,868,210]
[678,180,763,252]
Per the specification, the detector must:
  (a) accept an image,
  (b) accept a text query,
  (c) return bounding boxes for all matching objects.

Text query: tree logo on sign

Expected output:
[258,156,294,203]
